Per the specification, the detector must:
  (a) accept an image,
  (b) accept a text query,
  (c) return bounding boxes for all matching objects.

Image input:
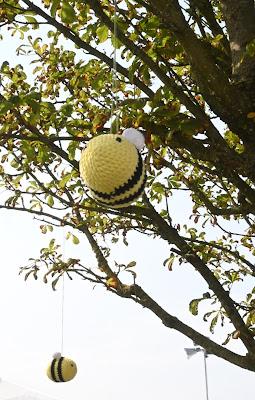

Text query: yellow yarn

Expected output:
[47,356,77,382]
[79,134,146,208]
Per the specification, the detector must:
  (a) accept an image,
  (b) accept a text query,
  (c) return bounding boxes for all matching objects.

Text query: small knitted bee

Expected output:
[47,353,77,382]
[79,128,146,208]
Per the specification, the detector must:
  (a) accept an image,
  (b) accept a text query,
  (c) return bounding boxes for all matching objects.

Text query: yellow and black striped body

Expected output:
[47,356,77,382]
[79,134,146,208]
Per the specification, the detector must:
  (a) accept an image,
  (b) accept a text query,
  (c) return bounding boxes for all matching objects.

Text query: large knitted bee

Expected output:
[47,353,77,382]
[79,128,146,208]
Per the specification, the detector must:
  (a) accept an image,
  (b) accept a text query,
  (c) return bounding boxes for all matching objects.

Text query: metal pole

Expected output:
[203,350,209,400]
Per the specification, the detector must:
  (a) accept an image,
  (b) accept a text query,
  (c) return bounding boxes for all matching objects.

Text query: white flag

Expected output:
[184,347,202,359]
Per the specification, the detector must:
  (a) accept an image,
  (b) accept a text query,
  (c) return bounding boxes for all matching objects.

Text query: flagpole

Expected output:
[184,346,210,400]
[203,350,209,400]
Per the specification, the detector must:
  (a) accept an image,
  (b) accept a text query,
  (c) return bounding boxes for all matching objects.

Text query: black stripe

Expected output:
[91,150,143,200]
[51,359,58,382]
[113,151,143,196]
[96,174,146,207]
[58,357,65,382]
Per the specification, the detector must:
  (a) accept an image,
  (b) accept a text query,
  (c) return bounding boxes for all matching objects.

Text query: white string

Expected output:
[60,231,66,355]
[110,0,119,134]
[60,273,65,354]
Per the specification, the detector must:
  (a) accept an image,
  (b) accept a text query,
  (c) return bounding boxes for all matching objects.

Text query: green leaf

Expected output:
[24,15,38,24]
[0,101,12,115]
[96,25,109,43]
[72,234,80,245]
[180,118,202,137]
[24,270,33,281]
[49,239,56,251]
[189,298,202,316]
[126,261,136,268]
[151,182,165,194]
[61,103,73,116]
[67,140,79,160]
[52,276,60,291]
[59,173,72,188]
[47,195,54,207]
[51,0,61,17]
[164,254,175,271]
[60,1,76,24]
[40,225,47,234]
[1,61,9,73]
[210,313,219,333]
[111,34,122,49]
[222,333,232,346]
[246,311,255,327]
[128,57,142,83]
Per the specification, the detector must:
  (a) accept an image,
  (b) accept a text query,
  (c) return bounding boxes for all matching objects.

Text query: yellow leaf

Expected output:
[247,112,255,119]
[106,276,119,289]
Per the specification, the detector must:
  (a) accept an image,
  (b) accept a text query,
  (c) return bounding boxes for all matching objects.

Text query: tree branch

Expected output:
[140,196,255,353]
[146,1,235,103]
[182,236,255,274]
[190,0,230,54]
[83,0,220,124]
[84,0,253,169]
[0,204,72,226]
[220,0,255,91]
[20,0,155,99]
[123,283,255,371]
[146,0,255,147]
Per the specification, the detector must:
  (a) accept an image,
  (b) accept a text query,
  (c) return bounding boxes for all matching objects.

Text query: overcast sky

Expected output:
[1,209,255,400]
[1,3,255,399]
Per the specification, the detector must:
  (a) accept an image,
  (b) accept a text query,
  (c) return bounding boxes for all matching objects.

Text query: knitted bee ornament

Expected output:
[47,353,77,382]
[79,129,146,208]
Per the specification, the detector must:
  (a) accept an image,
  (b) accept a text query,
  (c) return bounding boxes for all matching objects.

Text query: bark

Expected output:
[220,0,255,94]
[191,0,229,45]
[146,3,238,107]
[22,1,255,157]
[147,0,255,147]
[83,0,255,174]
[141,200,255,354]
[125,284,255,371]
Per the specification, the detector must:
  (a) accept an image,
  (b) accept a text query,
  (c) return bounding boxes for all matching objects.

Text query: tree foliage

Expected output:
[1,0,255,371]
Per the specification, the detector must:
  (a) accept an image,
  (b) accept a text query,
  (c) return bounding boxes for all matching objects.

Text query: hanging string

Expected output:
[110,0,119,134]
[60,273,65,354]
[60,230,66,355]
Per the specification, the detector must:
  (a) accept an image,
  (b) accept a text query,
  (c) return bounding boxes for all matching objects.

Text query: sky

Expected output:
[1,2,255,400]
[1,209,255,400]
